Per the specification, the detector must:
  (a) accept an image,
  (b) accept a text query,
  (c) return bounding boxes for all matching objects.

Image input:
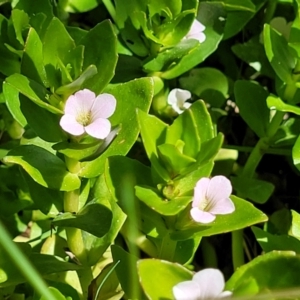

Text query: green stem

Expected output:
[77,268,93,300]
[223,145,291,156]
[201,238,217,268]
[102,0,118,26]
[63,157,92,299]
[263,0,278,24]
[0,221,56,300]
[232,230,244,270]
[232,109,285,270]
[158,233,177,261]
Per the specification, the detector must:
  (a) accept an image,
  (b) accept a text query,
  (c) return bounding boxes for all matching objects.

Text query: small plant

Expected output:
[1,0,300,299]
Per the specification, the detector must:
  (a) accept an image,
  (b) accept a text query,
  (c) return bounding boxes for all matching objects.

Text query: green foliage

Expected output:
[226,251,300,297]
[2,0,300,298]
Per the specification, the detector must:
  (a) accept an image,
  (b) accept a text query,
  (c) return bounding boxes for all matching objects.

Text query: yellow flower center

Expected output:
[199,197,209,211]
[76,111,92,126]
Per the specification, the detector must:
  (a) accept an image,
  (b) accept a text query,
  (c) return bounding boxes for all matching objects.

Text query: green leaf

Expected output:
[105,156,152,206]
[174,162,214,196]
[39,287,69,300]
[20,95,64,142]
[137,259,192,300]
[264,24,297,84]
[111,245,142,300]
[226,251,300,296]
[105,156,168,237]
[232,36,275,78]
[157,11,197,46]
[4,145,81,191]
[234,80,270,138]
[55,64,97,96]
[119,19,149,57]
[64,0,99,12]
[221,0,259,40]
[231,176,274,204]
[157,143,196,176]
[81,20,118,94]
[83,174,127,266]
[21,27,48,87]
[137,110,170,182]
[267,94,300,115]
[270,117,300,147]
[42,17,76,88]
[5,74,63,114]
[293,135,300,171]
[290,210,300,240]
[11,9,29,46]
[52,200,112,238]
[143,39,199,73]
[189,100,215,143]
[135,185,191,216]
[53,139,103,161]
[174,236,202,265]
[0,15,21,76]
[180,67,228,107]
[147,0,182,17]
[78,78,153,178]
[21,170,62,216]
[252,226,300,254]
[166,107,201,158]
[137,109,167,160]
[171,195,268,240]
[0,243,82,288]
[161,2,224,79]
[3,82,27,127]
[194,134,223,168]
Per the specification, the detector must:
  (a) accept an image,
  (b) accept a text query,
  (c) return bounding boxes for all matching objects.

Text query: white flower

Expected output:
[60,89,116,139]
[190,176,235,223]
[167,88,191,114]
[173,268,232,300]
[185,19,206,43]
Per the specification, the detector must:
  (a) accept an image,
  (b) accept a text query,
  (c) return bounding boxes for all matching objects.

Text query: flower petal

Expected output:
[206,176,232,207]
[190,207,215,223]
[189,19,206,36]
[193,268,225,298]
[167,88,191,114]
[173,280,200,300]
[85,118,111,139]
[183,102,192,109]
[64,89,95,115]
[209,197,235,215]
[92,93,117,119]
[192,177,210,208]
[60,114,85,136]
[220,291,233,298]
[167,89,178,106]
[189,32,206,43]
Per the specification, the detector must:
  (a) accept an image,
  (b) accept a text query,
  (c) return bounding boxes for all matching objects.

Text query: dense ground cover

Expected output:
[1,0,300,299]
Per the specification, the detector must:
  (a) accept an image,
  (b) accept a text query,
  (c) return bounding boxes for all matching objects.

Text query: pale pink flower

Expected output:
[60,89,116,139]
[167,88,191,114]
[190,176,235,223]
[173,268,232,300]
[185,19,206,43]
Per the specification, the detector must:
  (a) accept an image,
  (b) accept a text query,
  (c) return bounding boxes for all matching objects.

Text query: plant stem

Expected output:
[0,221,56,300]
[158,233,177,261]
[232,108,285,269]
[201,237,217,268]
[263,0,278,24]
[64,156,92,299]
[77,268,93,300]
[232,230,244,270]
[102,0,118,26]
